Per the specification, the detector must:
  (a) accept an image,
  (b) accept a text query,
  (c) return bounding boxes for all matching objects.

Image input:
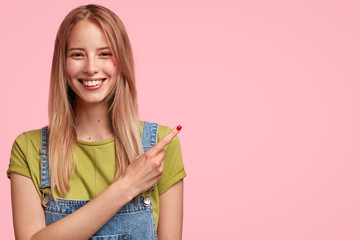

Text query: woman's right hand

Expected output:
[118,125,182,198]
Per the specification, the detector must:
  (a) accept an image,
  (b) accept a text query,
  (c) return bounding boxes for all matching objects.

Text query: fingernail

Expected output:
[176,125,182,131]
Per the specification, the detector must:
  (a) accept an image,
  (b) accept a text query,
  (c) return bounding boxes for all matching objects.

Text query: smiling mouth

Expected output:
[78,78,106,87]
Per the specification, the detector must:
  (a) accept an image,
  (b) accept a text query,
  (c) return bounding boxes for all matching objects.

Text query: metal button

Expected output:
[143,197,151,207]
[41,196,49,208]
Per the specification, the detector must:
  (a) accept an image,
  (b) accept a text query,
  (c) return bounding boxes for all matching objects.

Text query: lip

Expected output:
[78,78,106,91]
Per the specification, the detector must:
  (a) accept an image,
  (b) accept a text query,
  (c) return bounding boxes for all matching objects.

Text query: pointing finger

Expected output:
[149,125,182,155]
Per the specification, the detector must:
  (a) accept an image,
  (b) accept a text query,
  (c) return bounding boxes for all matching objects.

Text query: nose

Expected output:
[83,57,99,75]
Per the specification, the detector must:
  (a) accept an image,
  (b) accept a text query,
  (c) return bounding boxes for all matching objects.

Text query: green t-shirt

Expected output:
[7,121,186,229]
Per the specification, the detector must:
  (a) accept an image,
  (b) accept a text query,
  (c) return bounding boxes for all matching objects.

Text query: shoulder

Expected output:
[8,128,44,179]
[10,128,45,164]
[12,128,43,149]
[157,124,172,136]
[153,123,186,195]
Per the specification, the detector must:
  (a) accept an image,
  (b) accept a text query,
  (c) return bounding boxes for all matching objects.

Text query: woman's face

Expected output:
[65,20,117,105]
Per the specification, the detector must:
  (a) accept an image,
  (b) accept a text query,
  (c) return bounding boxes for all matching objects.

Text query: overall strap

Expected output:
[39,126,51,190]
[39,122,159,191]
[142,121,159,192]
[142,121,159,152]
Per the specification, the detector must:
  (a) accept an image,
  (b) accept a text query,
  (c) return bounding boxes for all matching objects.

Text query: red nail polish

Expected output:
[176,125,182,131]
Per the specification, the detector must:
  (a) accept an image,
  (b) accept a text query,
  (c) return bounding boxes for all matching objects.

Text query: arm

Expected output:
[11,172,134,240]
[11,126,181,240]
[157,179,184,240]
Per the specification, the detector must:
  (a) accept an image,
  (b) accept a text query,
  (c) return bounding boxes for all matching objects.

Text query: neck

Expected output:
[74,99,113,142]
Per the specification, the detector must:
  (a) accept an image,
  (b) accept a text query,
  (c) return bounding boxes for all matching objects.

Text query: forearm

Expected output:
[30,180,133,240]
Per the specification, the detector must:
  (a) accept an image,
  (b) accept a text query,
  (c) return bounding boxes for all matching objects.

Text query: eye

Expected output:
[100,52,112,57]
[70,52,84,58]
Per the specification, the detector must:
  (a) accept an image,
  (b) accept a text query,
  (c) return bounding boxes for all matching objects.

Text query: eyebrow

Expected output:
[67,47,111,51]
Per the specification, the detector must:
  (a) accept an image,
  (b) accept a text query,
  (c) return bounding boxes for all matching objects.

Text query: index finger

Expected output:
[149,125,182,155]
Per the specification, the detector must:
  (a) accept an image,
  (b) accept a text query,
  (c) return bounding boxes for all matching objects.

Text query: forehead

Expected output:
[67,20,109,48]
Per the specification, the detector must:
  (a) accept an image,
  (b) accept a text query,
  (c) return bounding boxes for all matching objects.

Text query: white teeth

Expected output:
[82,80,103,86]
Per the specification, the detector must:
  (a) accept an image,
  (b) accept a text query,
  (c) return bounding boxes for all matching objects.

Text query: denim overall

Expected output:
[39,122,159,240]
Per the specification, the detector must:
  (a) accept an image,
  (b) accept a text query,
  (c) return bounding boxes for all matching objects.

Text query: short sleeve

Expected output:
[7,132,31,179]
[157,126,186,195]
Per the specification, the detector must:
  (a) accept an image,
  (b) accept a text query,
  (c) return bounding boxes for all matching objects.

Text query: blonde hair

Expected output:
[48,4,143,197]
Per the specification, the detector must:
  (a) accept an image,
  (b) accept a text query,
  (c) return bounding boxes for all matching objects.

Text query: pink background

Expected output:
[1,0,359,239]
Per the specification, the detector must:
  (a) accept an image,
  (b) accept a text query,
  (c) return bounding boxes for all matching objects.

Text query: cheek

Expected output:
[65,59,82,78]
[103,61,118,77]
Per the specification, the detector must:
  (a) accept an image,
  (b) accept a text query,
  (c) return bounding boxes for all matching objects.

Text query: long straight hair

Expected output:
[48,4,143,197]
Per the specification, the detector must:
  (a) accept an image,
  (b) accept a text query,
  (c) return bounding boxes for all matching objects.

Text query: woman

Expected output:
[8,4,185,240]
